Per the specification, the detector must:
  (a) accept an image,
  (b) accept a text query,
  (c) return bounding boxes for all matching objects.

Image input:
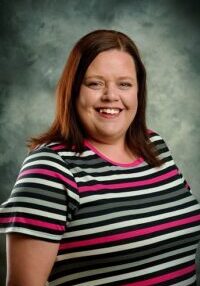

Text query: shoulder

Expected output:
[28,142,75,162]
[147,129,166,143]
[25,142,86,183]
[22,142,77,179]
[147,129,169,145]
[25,143,64,166]
[147,129,173,160]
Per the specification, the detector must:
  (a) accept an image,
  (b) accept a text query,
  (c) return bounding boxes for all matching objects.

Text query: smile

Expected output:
[96,108,122,115]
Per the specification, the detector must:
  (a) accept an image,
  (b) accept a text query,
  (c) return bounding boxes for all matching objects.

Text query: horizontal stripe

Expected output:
[76,160,174,182]
[11,186,66,200]
[72,195,194,226]
[52,246,196,284]
[60,214,200,250]
[15,177,65,189]
[5,196,66,211]
[59,150,95,157]
[79,169,179,192]
[172,275,196,286]
[78,186,188,215]
[81,177,185,203]
[1,132,200,286]
[21,159,74,177]
[54,236,200,273]
[19,169,77,189]
[70,150,171,175]
[51,144,67,151]
[64,204,200,238]
[0,227,62,241]
[72,259,195,286]
[0,216,65,231]
[23,151,60,164]
[123,264,195,286]
[58,225,200,260]
[0,206,65,220]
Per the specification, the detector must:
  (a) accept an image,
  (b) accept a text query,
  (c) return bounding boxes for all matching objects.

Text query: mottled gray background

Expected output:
[0,0,199,284]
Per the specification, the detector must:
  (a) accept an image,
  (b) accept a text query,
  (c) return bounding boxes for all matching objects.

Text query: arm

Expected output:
[6,233,59,286]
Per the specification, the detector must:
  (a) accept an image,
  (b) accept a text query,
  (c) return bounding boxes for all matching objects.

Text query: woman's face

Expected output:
[76,49,138,144]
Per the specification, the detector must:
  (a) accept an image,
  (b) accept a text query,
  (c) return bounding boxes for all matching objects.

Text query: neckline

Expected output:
[84,140,144,167]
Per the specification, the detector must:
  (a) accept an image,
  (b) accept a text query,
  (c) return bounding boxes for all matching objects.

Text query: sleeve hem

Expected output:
[0,228,62,243]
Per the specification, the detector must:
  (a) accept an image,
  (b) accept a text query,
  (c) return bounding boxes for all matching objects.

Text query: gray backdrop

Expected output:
[0,0,199,284]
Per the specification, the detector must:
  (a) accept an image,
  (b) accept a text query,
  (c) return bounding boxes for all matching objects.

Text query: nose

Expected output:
[101,83,119,101]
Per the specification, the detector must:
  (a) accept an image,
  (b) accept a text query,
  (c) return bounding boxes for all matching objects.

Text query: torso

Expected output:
[48,131,200,285]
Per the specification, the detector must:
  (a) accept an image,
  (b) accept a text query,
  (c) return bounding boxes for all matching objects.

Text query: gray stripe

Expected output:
[12,187,66,200]
[78,186,189,215]
[173,275,196,286]
[71,160,147,174]
[155,143,167,150]
[72,195,194,226]
[52,246,196,284]
[66,158,103,166]
[6,196,66,211]
[52,234,200,273]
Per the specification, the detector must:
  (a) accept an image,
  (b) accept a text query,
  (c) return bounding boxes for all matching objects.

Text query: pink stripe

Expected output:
[59,214,200,250]
[123,264,195,286]
[0,217,65,231]
[18,169,77,189]
[79,169,178,192]
[147,129,154,134]
[51,144,66,151]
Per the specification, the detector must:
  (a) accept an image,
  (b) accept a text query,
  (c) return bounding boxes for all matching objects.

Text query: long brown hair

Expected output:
[28,29,162,166]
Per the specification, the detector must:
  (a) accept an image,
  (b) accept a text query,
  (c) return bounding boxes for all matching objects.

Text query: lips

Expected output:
[95,107,123,115]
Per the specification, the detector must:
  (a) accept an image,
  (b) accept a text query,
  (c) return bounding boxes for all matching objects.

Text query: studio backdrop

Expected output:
[0,0,199,284]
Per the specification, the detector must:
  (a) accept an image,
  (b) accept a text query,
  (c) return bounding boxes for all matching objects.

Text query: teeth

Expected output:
[99,108,120,114]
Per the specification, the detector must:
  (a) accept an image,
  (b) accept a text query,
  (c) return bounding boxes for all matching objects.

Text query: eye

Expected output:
[119,82,133,89]
[86,81,104,90]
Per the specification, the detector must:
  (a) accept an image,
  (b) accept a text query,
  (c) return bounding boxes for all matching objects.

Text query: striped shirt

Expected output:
[0,131,200,285]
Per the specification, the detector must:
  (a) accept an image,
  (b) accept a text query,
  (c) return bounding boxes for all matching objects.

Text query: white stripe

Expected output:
[23,151,62,163]
[67,189,80,201]
[51,244,196,284]
[55,254,195,286]
[64,204,200,238]
[72,196,195,226]
[3,196,66,211]
[172,275,196,286]
[81,177,185,204]
[10,186,79,203]
[21,159,73,176]
[76,159,174,182]
[74,254,195,286]
[150,135,163,142]
[0,206,65,221]
[0,227,61,240]
[59,150,94,157]
[70,150,171,174]
[58,225,200,260]
[15,178,65,190]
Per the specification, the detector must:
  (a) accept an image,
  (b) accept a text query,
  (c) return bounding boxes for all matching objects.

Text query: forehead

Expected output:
[85,49,136,76]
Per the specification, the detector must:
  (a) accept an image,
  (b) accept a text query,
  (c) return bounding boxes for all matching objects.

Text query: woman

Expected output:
[1,30,200,286]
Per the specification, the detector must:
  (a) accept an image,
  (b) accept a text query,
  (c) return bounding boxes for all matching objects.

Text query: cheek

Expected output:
[124,94,138,110]
[78,94,94,109]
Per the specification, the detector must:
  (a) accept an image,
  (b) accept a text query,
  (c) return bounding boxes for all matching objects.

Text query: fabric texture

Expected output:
[0,131,200,286]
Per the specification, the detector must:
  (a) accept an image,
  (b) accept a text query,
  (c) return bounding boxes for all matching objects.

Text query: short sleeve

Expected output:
[0,146,79,242]
[150,130,191,193]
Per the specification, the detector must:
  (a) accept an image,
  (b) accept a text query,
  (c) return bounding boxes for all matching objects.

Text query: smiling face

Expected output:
[76,49,138,145]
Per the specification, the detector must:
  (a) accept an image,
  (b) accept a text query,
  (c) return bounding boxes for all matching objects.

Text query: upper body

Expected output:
[0,29,200,286]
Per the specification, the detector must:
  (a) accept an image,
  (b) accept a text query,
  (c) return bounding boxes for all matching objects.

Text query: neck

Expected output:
[86,138,137,163]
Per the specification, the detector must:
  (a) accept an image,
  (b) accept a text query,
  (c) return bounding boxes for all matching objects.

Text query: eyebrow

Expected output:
[84,75,136,81]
